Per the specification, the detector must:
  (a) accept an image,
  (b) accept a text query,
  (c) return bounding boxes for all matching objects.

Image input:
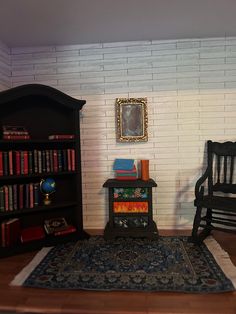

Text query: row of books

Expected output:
[2,125,76,141]
[1,217,77,247]
[0,149,76,176]
[0,183,40,212]
[113,159,137,180]
[2,125,31,140]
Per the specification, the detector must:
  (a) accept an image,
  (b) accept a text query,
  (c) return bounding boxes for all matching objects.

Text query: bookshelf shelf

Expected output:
[0,84,89,257]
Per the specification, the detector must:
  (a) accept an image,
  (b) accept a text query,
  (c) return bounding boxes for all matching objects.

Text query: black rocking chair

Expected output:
[191,140,236,244]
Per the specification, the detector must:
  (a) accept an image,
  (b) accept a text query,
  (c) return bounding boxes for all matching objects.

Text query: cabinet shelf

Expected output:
[0,84,88,257]
[0,200,77,218]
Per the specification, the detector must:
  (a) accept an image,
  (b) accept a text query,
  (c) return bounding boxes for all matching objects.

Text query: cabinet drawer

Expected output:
[114,216,149,228]
[113,201,148,213]
[113,187,148,199]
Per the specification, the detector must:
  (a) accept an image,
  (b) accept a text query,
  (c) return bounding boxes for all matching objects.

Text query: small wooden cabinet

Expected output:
[103,179,158,240]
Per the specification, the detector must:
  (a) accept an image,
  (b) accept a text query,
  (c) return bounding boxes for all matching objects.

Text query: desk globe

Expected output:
[40,178,56,205]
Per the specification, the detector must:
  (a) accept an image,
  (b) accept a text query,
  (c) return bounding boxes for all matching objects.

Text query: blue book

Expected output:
[113,159,134,171]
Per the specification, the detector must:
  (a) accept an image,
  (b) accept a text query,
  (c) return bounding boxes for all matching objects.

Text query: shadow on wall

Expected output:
[174,142,208,228]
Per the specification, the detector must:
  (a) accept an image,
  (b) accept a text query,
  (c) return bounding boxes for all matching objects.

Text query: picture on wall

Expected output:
[116,98,148,142]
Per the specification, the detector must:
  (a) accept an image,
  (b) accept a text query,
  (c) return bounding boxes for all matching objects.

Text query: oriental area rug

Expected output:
[11,236,236,293]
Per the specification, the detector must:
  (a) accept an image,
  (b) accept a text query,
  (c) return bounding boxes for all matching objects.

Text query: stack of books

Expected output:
[113,159,137,180]
[44,217,76,236]
[2,125,30,140]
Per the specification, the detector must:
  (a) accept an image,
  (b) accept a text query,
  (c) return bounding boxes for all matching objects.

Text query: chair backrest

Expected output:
[207,140,236,194]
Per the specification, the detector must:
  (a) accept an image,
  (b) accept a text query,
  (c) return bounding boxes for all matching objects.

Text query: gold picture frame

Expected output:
[116,98,148,142]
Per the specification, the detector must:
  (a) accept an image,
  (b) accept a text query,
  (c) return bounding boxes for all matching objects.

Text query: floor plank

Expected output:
[0,229,235,314]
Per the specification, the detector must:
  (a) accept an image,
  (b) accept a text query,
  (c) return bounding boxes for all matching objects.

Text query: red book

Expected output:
[71,149,75,171]
[14,151,21,175]
[48,134,75,140]
[23,151,28,175]
[20,226,45,243]
[67,149,72,171]
[5,218,20,247]
[29,183,34,208]
[116,176,137,180]
[2,125,28,135]
[18,184,24,209]
[0,151,3,176]
[3,135,30,140]
[53,150,58,172]
[1,222,6,247]
[1,218,20,247]
[54,225,76,236]
[8,151,13,175]
[116,165,137,174]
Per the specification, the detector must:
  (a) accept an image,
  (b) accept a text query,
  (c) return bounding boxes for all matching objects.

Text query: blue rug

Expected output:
[11,236,236,293]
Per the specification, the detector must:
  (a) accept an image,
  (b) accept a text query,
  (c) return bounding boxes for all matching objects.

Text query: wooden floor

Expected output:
[0,229,236,314]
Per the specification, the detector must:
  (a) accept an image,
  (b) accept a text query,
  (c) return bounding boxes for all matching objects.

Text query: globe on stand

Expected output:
[40,178,56,205]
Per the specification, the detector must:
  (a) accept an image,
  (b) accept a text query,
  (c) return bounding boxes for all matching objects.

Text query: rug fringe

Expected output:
[204,236,236,288]
[10,247,53,286]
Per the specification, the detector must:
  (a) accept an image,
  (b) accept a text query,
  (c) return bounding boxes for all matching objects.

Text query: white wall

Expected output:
[0,41,11,90]
[7,37,236,230]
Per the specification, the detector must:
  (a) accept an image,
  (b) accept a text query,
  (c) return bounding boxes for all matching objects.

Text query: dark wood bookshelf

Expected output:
[0,84,89,257]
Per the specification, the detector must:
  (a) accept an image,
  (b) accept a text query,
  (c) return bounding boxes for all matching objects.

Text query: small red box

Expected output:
[20,226,45,243]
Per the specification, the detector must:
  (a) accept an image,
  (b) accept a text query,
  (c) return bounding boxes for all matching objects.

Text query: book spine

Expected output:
[71,149,75,171]
[0,151,3,176]
[3,151,8,176]
[53,150,58,172]
[14,151,21,175]
[8,151,13,175]
[0,187,4,212]
[48,135,74,139]
[29,183,34,208]
[3,135,30,140]
[13,184,18,211]
[20,151,24,175]
[18,184,24,209]
[33,150,38,173]
[1,222,6,247]
[4,185,9,211]
[38,150,42,173]
[8,185,13,211]
[46,150,50,172]
[28,151,33,174]
[23,151,28,175]
[33,183,39,207]
[62,149,68,171]
[67,149,72,171]
[54,226,76,236]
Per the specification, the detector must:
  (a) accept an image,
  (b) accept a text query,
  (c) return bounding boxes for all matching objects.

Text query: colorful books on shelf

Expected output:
[2,125,30,140]
[48,134,75,140]
[113,159,137,180]
[0,148,75,177]
[1,218,20,247]
[44,217,76,236]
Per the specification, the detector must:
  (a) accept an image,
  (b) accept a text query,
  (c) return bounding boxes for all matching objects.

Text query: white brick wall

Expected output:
[1,36,236,230]
[0,41,11,90]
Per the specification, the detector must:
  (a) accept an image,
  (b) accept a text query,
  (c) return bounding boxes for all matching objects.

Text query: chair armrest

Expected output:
[195,168,210,199]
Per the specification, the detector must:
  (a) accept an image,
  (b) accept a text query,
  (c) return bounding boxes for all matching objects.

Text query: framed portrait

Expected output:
[116,98,148,142]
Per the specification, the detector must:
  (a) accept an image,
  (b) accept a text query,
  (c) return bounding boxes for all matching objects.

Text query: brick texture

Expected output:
[1,37,236,230]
